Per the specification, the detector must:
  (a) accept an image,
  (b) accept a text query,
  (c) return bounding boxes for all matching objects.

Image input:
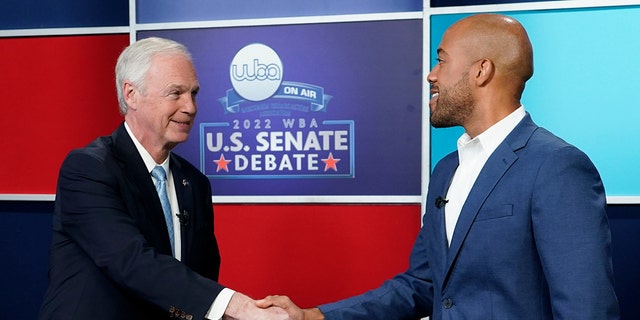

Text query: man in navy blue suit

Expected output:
[258,13,620,319]
[39,37,290,320]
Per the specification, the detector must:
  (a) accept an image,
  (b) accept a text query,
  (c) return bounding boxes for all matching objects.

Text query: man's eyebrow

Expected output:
[164,83,191,91]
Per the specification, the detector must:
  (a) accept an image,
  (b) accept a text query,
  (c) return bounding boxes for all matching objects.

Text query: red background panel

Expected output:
[0,35,128,194]
[215,203,422,307]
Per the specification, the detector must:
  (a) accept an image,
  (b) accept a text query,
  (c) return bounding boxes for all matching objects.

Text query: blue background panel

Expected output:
[140,19,423,196]
[430,6,640,197]
[0,0,128,29]
[137,0,421,23]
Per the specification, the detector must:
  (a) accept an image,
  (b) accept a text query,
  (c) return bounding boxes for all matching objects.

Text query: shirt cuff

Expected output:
[205,288,236,320]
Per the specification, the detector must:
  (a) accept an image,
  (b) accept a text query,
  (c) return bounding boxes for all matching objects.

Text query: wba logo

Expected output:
[207,42,352,180]
[230,43,283,101]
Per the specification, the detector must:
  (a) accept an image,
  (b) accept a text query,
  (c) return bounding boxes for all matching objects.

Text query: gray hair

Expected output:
[115,37,193,115]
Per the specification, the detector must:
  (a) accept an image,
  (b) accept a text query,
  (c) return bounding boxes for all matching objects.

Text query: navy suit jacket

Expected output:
[39,123,225,319]
[320,114,619,319]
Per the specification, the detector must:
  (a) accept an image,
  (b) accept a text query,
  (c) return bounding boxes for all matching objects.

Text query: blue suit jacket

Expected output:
[320,114,619,319]
[39,123,224,320]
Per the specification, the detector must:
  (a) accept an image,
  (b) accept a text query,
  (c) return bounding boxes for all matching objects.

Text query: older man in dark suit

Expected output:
[39,37,289,320]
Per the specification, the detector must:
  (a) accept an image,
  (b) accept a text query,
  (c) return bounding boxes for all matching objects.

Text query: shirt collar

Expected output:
[124,121,170,174]
[457,106,526,160]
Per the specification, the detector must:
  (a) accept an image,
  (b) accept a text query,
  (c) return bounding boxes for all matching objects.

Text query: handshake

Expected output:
[223,292,324,320]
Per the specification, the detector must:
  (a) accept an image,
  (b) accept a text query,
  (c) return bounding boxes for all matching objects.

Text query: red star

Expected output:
[321,152,340,172]
[214,154,231,172]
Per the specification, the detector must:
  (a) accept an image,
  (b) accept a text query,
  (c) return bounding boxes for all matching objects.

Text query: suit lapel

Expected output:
[437,166,457,277]
[443,114,538,279]
[446,148,517,262]
[170,155,194,261]
[426,152,459,284]
[112,123,173,255]
[438,165,457,251]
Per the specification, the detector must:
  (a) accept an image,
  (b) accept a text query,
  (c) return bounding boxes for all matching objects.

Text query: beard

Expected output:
[430,73,474,128]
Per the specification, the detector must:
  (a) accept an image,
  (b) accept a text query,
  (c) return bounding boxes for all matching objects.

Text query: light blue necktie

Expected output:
[151,166,174,255]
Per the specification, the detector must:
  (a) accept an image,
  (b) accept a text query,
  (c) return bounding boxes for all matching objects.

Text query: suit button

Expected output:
[442,298,453,309]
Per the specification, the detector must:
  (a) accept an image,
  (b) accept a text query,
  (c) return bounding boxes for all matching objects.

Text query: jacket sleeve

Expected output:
[531,145,619,318]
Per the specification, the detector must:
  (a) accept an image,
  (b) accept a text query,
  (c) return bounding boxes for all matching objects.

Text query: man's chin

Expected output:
[169,133,191,145]
[430,115,455,129]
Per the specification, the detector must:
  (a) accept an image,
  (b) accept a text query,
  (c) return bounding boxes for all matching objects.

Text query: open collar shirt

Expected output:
[445,106,526,245]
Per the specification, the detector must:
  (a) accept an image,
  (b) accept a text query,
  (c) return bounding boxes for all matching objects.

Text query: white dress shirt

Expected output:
[444,107,526,245]
[124,122,234,319]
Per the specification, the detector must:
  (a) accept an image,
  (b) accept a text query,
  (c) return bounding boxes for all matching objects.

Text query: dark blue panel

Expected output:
[0,0,128,29]
[0,202,639,318]
[608,205,640,319]
[0,202,53,320]
[431,0,566,6]
[138,0,421,23]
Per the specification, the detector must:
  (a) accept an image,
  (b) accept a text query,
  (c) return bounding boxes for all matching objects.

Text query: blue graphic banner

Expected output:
[200,120,354,179]
[139,19,422,196]
[219,81,332,114]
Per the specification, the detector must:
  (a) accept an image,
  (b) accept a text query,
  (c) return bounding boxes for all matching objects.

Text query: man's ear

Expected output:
[474,58,494,87]
[123,82,138,111]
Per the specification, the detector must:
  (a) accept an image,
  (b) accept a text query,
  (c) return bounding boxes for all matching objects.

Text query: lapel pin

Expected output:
[182,179,189,187]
